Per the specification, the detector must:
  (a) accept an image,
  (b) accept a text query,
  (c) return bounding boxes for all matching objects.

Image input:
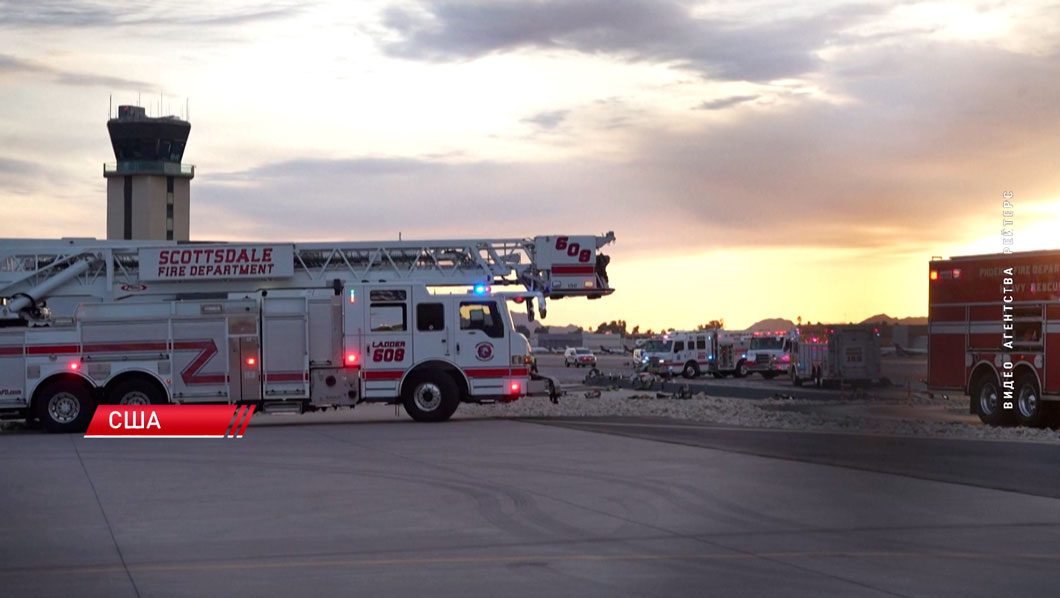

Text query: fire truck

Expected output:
[745,330,792,379]
[635,330,749,379]
[928,249,1060,427]
[789,325,881,387]
[0,233,615,432]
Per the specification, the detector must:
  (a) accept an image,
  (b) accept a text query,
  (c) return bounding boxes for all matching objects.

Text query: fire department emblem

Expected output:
[475,342,494,361]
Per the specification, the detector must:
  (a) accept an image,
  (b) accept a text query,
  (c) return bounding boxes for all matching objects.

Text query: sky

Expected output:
[1,0,1058,331]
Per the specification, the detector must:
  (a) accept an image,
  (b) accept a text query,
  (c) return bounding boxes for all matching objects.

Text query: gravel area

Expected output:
[459,388,1060,443]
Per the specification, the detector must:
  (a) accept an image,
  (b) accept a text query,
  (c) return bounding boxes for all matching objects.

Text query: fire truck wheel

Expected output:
[108,378,165,405]
[736,362,749,378]
[682,361,700,379]
[971,373,1008,426]
[1015,373,1046,428]
[402,374,459,422]
[34,379,96,434]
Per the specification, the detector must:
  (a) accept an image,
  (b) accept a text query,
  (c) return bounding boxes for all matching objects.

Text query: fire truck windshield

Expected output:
[643,340,673,352]
[750,337,784,350]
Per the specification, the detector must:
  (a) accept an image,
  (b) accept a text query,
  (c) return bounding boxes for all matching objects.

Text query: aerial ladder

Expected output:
[0,232,615,325]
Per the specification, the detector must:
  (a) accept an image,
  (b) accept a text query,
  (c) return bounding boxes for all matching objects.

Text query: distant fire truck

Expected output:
[928,249,1060,427]
[0,233,615,432]
[790,325,881,387]
[635,330,749,379]
[745,330,792,378]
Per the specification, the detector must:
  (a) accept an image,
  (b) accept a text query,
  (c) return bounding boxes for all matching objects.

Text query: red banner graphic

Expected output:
[84,405,256,438]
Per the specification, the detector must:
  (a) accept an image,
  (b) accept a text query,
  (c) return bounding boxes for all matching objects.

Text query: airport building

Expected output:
[104,105,194,241]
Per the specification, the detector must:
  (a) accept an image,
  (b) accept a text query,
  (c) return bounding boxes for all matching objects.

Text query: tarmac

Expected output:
[2,412,1059,597]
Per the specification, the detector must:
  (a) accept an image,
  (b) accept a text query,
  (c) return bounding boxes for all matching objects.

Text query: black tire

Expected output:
[682,361,700,379]
[1015,373,1046,428]
[107,378,166,405]
[34,378,96,433]
[402,373,460,422]
[971,372,1008,426]
[735,361,748,378]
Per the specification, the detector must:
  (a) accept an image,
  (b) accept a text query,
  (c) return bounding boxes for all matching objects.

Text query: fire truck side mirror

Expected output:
[332,278,343,295]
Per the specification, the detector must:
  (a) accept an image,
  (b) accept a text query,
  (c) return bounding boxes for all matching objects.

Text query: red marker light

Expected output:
[952,268,961,279]
[246,357,256,366]
[69,361,80,371]
[510,381,521,394]
[346,352,359,366]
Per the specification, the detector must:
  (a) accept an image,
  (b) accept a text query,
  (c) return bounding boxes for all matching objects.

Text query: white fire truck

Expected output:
[928,249,1060,427]
[635,330,749,379]
[789,325,881,387]
[745,330,793,379]
[0,233,615,432]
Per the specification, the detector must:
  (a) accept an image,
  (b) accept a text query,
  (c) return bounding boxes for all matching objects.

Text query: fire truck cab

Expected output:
[745,331,793,379]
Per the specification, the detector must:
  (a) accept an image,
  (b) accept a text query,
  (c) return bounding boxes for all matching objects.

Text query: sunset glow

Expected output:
[1,0,1057,330]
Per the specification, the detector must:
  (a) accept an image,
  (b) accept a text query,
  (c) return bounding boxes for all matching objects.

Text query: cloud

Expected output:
[378,0,888,81]
[0,1,306,29]
[0,53,153,89]
[695,94,759,110]
[520,109,569,130]
[0,157,40,176]
[190,35,1060,262]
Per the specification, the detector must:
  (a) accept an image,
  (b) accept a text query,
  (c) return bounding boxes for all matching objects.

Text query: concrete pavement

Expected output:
[2,414,1058,597]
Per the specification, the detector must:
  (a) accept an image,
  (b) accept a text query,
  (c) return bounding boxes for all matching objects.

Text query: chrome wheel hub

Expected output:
[48,392,81,424]
[1018,385,1038,418]
[119,390,151,405]
[979,383,998,416]
[413,383,442,412]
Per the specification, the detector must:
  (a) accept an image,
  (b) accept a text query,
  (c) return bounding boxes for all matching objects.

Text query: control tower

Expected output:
[104,105,194,241]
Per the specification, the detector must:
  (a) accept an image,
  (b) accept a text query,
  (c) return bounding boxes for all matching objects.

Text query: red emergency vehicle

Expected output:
[928,250,1060,426]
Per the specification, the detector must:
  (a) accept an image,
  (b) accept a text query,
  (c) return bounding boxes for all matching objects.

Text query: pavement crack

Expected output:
[72,436,142,598]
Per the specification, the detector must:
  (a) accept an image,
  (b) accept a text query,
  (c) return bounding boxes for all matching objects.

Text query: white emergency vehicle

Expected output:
[635,330,749,379]
[745,330,794,379]
[0,233,615,431]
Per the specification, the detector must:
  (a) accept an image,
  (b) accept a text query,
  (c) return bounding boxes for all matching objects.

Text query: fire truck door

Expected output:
[227,336,262,401]
[227,316,261,402]
[716,339,735,371]
[454,299,508,394]
[413,300,450,361]
[362,288,413,399]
